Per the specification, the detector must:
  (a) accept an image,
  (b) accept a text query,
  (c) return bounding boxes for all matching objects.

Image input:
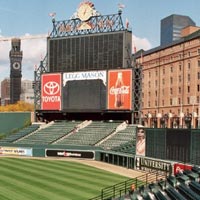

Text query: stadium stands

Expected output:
[0,124,40,143]
[97,124,136,150]
[114,166,200,200]
[56,121,122,146]
[0,120,134,149]
[15,120,81,145]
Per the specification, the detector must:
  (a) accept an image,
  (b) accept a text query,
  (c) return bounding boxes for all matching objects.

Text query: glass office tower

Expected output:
[160,14,196,46]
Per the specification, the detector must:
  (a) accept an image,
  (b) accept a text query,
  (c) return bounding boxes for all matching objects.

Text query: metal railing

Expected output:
[89,170,167,200]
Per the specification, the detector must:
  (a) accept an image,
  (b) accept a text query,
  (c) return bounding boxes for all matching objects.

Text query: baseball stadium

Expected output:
[1,1,200,200]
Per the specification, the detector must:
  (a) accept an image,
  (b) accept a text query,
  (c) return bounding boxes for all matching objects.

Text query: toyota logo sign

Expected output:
[44,81,60,95]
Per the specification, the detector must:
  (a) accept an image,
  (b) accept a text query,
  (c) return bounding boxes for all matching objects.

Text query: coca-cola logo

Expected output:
[109,86,130,95]
[44,81,60,95]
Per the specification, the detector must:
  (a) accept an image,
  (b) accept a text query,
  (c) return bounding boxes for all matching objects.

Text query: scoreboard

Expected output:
[47,31,132,72]
[41,69,132,112]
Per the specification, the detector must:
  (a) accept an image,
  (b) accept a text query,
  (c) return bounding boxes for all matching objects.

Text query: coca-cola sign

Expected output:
[41,73,62,110]
[109,86,130,95]
[107,69,132,110]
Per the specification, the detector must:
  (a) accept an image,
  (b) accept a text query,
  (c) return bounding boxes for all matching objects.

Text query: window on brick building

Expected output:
[148,81,151,88]
[197,84,200,92]
[170,88,173,95]
[179,87,181,94]
[187,97,190,104]
[162,100,164,106]
[179,64,182,71]
[178,98,181,105]
[198,60,200,67]
[188,62,191,70]
[188,86,190,93]
[188,74,190,82]
[155,80,157,87]
[163,68,165,75]
[170,77,173,84]
[170,99,172,105]
[179,75,182,82]
[197,96,199,103]
[198,72,200,79]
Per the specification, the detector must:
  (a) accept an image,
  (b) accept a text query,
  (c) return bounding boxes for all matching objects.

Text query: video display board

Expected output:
[107,69,132,110]
[62,71,106,111]
[41,73,62,110]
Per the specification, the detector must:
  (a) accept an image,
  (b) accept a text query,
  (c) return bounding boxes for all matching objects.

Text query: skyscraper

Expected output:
[160,14,196,46]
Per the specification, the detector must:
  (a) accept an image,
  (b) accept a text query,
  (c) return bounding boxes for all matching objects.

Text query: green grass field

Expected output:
[0,157,129,200]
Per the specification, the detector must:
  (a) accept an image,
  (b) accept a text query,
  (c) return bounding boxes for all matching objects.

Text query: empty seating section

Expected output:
[165,186,187,200]
[0,124,40,143]
[177,183,200,200]
[98,125,136,150]
[15,121,81,145]
[118,166,200,200]
[56,121,121,146]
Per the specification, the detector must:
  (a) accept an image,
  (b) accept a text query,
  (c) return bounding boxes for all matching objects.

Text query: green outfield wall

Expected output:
[0,112,31,135]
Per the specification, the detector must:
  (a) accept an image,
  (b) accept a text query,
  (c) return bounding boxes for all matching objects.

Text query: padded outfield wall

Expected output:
[0,112,31,135]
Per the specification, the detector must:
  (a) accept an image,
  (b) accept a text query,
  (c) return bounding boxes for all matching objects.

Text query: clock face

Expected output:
[77,3,93,21]
[13,62,21,70]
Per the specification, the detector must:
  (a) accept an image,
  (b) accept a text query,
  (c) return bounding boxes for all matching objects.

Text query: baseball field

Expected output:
[0,157,129,200]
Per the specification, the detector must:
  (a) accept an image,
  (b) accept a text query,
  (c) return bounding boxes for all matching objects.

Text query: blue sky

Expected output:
[0,0,200,82]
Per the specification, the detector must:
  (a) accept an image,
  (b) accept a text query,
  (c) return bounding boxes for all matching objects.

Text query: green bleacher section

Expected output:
[56,121,122,146]
[0,120,137,153]
[97,125,136,151]
[15,121,81,145]
[0,124,40,143]
[111,141,136,154]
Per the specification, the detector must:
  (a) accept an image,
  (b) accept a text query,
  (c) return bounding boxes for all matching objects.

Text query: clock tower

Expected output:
[9,38,23,104]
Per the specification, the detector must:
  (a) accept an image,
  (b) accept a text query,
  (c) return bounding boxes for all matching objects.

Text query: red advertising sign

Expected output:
[108,69,132,110]
[41,73,62,110]
[174,163,192,175]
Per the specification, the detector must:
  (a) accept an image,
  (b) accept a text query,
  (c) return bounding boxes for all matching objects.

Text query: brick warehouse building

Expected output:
[136,25,200,129]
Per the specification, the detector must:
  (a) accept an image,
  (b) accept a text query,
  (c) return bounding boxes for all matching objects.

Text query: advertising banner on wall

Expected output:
[45,149,95,159]
[136,127,146,156]
[135,156,172,175]
[173,163,192,175]
[0,147,32,156]
[63,70,106,85]
[41,73,62,110]
[107,69,132,110]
